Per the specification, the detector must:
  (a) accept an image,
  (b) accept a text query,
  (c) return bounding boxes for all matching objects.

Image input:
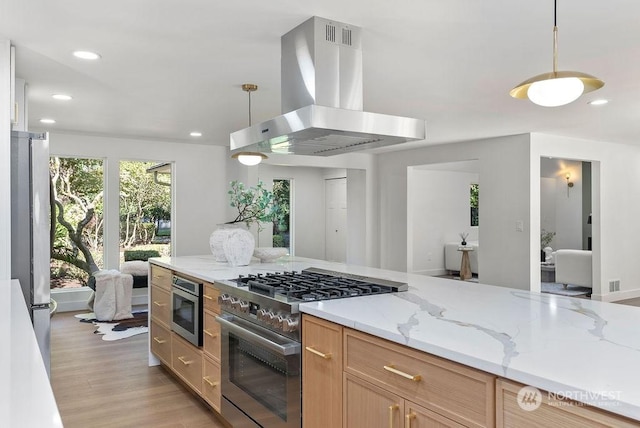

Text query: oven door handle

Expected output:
[216,315,301,356]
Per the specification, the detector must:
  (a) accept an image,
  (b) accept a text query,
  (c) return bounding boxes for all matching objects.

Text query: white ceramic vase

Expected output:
[223,228,255,266]
[210,223,247,262]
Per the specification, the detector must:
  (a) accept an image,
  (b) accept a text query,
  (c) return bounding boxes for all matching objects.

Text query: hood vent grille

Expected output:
[326,24,336,42]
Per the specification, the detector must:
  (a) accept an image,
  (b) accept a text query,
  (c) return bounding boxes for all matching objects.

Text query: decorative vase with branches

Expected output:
[226,180,275,231]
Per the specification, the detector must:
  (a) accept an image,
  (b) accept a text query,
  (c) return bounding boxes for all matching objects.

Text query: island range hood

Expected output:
[230,16,426,156]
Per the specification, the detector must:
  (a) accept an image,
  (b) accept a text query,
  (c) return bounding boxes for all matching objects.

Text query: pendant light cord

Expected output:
[247,90,252,126]
[552,0,558,74]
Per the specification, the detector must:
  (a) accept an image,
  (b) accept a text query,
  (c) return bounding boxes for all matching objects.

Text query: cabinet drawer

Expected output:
[202,356,221,412]
[171,333,203,394]
[150,320,171,366]
[344,328,495,428]
[302,315,343,428]
[496,379,640,428]
[204,283,220,313]
[150,265,172,291]
[203,310,221,362]
[150,285,171,327]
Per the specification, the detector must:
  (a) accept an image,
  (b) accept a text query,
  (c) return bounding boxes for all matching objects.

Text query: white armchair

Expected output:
[554,249,592,289]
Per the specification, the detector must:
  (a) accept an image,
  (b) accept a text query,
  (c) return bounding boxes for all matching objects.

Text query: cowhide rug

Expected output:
[75,311,148,341]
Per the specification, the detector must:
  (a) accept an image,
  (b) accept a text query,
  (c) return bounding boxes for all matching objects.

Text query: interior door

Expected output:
[325,178,347,262]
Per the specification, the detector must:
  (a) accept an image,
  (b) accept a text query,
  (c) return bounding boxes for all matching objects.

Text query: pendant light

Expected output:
[232,84,268,166]
[509,0,604,107]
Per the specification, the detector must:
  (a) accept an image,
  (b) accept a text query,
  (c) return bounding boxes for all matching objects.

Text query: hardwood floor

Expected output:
[51,311,227,428]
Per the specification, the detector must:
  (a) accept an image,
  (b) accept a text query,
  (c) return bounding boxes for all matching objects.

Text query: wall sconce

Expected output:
[566,173,573,197]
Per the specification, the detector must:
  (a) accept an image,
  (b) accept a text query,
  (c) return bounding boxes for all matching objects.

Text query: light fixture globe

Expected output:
[510,71,604,107]
[231,152,268,166]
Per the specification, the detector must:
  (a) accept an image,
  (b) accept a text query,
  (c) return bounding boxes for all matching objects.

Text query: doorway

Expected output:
[325,177,347,262]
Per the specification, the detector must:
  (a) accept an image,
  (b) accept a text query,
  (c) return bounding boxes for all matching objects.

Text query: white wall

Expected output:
[254,164,330,261]
[408,168,479,275]
[50,133,226,265]
[379,134,532,289]
[0,40,11,279]
[531,133,640,301]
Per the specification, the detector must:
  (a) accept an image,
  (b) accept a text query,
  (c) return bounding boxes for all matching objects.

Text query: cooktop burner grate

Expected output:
[232,269,401,302]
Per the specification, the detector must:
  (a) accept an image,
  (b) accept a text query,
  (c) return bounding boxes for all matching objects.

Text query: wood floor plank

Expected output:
[51,311,226,428]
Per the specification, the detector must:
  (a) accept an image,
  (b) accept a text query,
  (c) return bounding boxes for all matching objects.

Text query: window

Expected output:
[119,161,172,263]
[470,183,479,227]
[272,179,291,252]
[50,157,104,289]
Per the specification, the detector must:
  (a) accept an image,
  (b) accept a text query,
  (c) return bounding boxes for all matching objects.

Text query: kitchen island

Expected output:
[150,255,640,425]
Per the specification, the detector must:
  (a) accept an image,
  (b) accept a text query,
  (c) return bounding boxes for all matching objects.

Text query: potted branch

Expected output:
[540,229,555,263]
[210,181,275,265]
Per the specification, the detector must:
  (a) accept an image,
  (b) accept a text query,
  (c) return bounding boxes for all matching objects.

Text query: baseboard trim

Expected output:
[53,287,148,312]
[591,288,640,302]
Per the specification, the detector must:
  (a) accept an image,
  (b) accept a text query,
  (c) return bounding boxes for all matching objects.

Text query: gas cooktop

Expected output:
[232,267,408,303]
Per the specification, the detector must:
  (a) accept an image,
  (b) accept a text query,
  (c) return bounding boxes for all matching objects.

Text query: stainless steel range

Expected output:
[215,267,407,428]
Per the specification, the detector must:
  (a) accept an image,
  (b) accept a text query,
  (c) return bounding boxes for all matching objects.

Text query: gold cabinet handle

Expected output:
[153,336,166,344]
[178,356,193,366]
[203,329,217,338]
[305,346,332,359]
[405,412,416,428]
[203,294,213,300]
[389,404,399,428]
[383,365,422,382]
[153,301,167,307]
[203,376,218,387]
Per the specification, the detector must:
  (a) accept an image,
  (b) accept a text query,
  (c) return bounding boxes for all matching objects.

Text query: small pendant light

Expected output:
[232,84,268,166]
[510,0,604,107]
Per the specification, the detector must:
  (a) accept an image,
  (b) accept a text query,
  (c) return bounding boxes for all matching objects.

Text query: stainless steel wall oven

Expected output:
[171,275,203,347]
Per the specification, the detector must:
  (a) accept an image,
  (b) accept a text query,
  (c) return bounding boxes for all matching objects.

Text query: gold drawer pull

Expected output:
[305,346,332,359]
[405,412,416,428]
[389,404,399,428]
[153,301,167,307]
[383,365,422,382]
[153,337,166,344]
[203,294,213,300]
[203,329,217,338]
[203,376,218,387]
[178,356,193,366]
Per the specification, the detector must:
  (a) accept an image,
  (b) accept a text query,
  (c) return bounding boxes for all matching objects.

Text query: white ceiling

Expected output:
[2,0,639,152]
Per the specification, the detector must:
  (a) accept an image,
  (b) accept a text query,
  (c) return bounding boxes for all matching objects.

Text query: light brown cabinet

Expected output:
[345,373,465,428]
[344,328,496,428]
[202,355,221,412]
[150,265,172,291]
[150,319,171,366]
[171,332,204,394]
[496,379,640,428]
[302,315,343,428]
[149,263,223,419]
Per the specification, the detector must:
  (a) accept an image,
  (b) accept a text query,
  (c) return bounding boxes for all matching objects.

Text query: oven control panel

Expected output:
[218,293,300,337]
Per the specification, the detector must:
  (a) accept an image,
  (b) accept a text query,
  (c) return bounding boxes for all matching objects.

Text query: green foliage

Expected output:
[470,183,479,227]
[541,229,555,247]
[272,234,285,248]
[227,180,274,231]
[124,250,161,261]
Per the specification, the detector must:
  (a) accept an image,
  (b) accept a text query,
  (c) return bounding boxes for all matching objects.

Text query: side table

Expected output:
[458,246,474,281]
[541,263,556,283]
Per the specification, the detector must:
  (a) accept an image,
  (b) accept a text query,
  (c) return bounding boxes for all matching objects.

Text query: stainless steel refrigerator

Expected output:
[10,130,51,376]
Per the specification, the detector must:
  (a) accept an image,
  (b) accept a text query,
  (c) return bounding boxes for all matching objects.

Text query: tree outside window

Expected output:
[470,183,479,227]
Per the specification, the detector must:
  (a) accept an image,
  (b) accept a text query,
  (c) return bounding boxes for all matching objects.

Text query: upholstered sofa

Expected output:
[554,249,592,289]
[444,241,479,274]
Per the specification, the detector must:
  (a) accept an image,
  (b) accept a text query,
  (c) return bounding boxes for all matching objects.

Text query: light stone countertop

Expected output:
[0,280,63,428]
[150,255,640,421]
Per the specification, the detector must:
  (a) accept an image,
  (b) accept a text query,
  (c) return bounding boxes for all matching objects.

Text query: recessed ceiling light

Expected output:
[73,50,101,60]
[40,118,56,124]
[52,94,73,101]
[588,99,609,106]
[190,132,202,137]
